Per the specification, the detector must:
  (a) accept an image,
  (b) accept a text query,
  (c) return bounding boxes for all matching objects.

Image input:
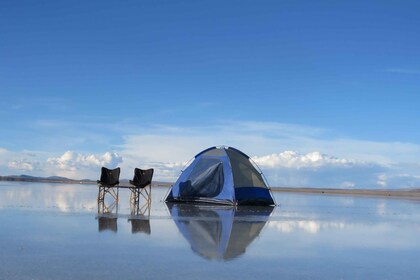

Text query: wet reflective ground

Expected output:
[1,181,420,279]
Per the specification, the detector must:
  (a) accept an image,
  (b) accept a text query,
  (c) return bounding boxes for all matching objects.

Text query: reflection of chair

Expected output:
[98,216,118,233]
[128,218,151,235]
[129,168,154,215]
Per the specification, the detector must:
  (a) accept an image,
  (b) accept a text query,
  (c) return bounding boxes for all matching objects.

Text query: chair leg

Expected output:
[139,197,151,217]
[97,185,119,215]
[105,186,119,202]
[130,188,141,215]
[116,187,119,203]
[140,185,152,204]
[130,188,139,205]
[137,185,151,216]
[98,185,105,202]
[98,199,104,214]
[148,185,151,203]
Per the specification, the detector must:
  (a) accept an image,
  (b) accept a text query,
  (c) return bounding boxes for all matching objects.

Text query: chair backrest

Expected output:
[99,167,120,186]
[132,168,154,188]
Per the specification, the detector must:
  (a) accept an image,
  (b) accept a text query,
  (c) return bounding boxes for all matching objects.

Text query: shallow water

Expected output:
[1,181,420,279]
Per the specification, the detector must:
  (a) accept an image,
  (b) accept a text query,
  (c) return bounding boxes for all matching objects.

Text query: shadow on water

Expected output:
[166,202,274,261]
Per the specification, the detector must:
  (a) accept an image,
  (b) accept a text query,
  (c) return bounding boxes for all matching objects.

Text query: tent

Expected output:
[166,203,274,261]
[165,146,275,205]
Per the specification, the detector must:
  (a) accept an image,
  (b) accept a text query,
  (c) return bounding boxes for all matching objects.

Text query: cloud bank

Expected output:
[252,151,420,189]
[47,151,122,170]
[3,150,122,180]
[252,151,358,169]
[252,151,385,188]
[2,147,420,189]
[1,121,420,189]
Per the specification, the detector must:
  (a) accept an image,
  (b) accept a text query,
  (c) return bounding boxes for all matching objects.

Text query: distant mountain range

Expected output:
[0,174,95,184]
[0,174,173,187]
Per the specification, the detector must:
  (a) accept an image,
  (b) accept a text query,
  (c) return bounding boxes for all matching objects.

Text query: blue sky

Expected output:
[1,0,420,188]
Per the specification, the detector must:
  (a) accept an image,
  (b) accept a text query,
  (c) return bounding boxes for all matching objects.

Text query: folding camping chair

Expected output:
[129,168,154,215]
[97,167,120,213]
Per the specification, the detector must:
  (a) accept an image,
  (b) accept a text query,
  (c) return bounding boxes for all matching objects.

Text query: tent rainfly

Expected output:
[165,146,275,205]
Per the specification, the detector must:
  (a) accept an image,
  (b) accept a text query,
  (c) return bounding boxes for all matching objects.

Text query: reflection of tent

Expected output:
[165,146,275,205]
[166,203,274,261]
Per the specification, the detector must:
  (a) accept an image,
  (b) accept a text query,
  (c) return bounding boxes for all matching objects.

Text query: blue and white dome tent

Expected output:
[165,146,275,206]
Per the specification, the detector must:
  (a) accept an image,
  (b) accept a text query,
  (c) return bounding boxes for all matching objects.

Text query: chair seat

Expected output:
[129,180,148,189]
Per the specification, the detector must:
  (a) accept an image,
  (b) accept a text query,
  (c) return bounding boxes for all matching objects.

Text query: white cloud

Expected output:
[47,151,122,169]
[145,161,188,182]
[2,121,420,188]
[45,151,123,178]
[0,148,123,179]
[252,151,358,169]
[115,122,420,187]
[2,149,43,173]
[377,173,388,187]
[118,121,327,164]
[376,173,420,188]
[250,151,390,188]
[118,121,420,165]
[8,161,34,171]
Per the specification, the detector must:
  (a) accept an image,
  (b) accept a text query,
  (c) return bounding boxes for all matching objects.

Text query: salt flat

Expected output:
[1,181,420,279]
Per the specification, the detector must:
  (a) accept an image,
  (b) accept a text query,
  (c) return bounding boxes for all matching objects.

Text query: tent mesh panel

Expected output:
[226,149,266,188]
[179,158,224,198]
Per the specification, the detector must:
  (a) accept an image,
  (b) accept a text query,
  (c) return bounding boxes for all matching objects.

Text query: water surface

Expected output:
[1,181,420,279]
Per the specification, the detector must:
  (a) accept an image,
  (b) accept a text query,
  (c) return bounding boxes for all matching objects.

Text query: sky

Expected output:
[1,0,420,188]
